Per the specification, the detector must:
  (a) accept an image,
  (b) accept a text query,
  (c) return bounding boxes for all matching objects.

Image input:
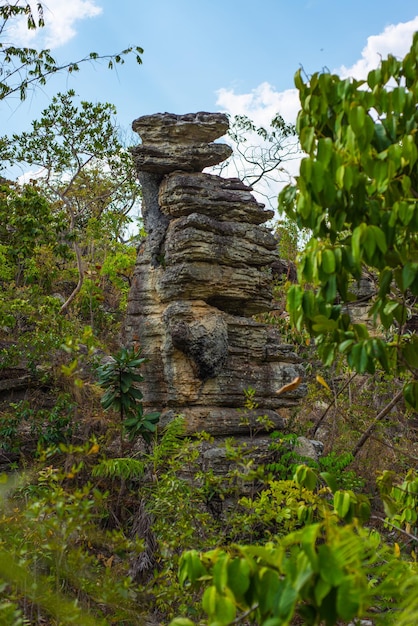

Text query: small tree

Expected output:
[280,31,418,409]
[5,90,140,313]
[97,346,160,453]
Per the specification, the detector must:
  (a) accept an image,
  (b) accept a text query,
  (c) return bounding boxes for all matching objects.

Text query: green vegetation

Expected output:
[97,346,160,450]
[280,31,418,409]
[0,6,417,625]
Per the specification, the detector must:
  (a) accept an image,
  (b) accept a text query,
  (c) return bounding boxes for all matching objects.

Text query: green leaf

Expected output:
[349,105,366,137]
[402,263,418,290]
[287,285,305,330]
[179,550,207,586]
[278,583,298,619]
[101,389,117,410]
[294,69,304,90]
[311,161,325,194]
[227,559,250,599]
[317,137,333,167]
[372,339,390,372]
[314,578,332,606]
[367,67,382,89]
[398,201,415,226]
[318,544,345,586]
[312,315,337,333]
[338,339,355,354]
[299,523,321,570]
[379,268,393,297]
[336,165,345,188]
[300,126,315,153]
[144,411,160,422]
[369,226,387,254]
[129,387,144,400]
[402,134,418,167]
[320,472,338,493]
[293,465,317,491]
[300,158,313,183]
[321,249,336,274]
[258,568,282,616]
[402,339,418,369]
[336,577,361,620]
[302,290,316,317]
[404,381,418,410]
[202,586,236,625]
[324,275,337,302]
[333,490,351,519]
[142,421,157,432]
[320,342,337,367]
[351,224,366,265]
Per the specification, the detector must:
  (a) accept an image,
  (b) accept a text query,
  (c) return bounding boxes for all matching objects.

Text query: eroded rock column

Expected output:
[124,112,305,437]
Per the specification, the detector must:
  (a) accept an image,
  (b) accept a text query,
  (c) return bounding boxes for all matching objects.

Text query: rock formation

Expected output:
[124,112,306,439]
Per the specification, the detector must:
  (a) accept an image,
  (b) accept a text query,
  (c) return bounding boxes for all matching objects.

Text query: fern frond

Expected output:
[158,415,186,455]
[398,573,418,626]
[92,458,145,481]
[148,415,187,469]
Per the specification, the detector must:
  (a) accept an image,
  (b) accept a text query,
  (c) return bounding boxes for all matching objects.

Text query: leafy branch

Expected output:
[0,1,143,102]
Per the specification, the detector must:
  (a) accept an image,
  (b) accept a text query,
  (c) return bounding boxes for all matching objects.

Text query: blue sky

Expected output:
[2,0,418,196]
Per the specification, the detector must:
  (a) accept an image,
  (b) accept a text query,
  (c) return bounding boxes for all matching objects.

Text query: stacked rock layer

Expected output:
[124,112,305,437]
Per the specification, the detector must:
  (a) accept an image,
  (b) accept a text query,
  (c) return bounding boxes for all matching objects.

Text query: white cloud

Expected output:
[9,0,102,49]
[339,16,418,79]
[216,81,300,129]
[17,167,47,185]
[215,16,418,211]
[216,16,418,128]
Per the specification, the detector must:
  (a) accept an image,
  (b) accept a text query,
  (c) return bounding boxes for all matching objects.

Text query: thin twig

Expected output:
[310,373,357,438]
[231,604,259,625]
[368,433,418,463]
[351,388,404,458]
[371,516,418,543]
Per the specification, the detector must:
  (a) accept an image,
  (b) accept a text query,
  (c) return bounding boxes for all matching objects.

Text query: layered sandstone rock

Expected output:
[124,112,305,437]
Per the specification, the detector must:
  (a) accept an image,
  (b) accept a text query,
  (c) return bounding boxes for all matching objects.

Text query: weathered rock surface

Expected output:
[163,213,278,267]
[132,142,232,174]
[132,111,233,174]
[132,112,229,144]
[159,172,274,223]
[0,369,34,392]
[124,112,306,442]
[156,263,273,315]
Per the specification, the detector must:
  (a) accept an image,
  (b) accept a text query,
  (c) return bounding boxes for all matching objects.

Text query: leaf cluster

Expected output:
[281,32,418,406]
[97,346,160,444]
[174,516,415,626]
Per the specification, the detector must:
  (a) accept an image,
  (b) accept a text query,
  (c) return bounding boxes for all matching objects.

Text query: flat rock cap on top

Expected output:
[132,112,229,144]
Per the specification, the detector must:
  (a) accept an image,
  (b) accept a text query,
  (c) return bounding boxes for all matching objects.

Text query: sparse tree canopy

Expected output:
[215,113,300,209]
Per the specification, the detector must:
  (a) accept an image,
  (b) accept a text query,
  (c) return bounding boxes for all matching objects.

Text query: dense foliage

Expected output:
[280,32,418,409]
[0,8,417,625]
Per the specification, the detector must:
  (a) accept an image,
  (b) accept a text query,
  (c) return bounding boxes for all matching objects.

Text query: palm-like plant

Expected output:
[97,346,160,451]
